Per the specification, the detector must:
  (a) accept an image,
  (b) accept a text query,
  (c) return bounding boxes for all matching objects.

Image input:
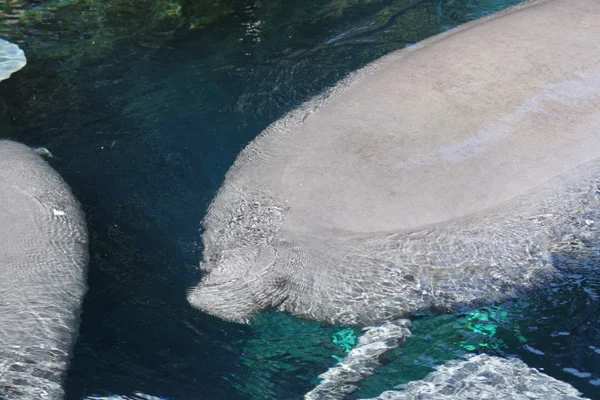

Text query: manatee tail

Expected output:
[305,319,412,400]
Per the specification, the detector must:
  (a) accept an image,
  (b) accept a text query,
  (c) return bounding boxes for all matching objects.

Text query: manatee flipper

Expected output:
[358,354,588,400]
[305,320,412,400]
[0,140,88,399]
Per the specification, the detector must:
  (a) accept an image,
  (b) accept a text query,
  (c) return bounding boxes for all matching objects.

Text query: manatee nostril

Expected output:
[199,253,221,271]
[199,260,212,271]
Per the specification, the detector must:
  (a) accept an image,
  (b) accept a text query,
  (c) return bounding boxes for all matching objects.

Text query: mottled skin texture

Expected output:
[0,140,88,399]
[188,0,600,326]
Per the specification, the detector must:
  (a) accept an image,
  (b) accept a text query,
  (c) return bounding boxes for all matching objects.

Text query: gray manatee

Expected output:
[0,140,88,399]
[188,0,600,326]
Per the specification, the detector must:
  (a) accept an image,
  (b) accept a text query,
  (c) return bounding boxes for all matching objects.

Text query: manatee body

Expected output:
[0,140,88,399]
[188,0,600,326]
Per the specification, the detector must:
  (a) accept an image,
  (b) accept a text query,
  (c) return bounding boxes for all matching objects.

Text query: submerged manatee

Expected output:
[188,0,600,326]
[0,140,88,399]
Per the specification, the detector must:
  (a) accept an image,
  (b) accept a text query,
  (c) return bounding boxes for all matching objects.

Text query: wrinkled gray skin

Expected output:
[188,0,600,327]
[0,140,88,399]
[360,354,588,400]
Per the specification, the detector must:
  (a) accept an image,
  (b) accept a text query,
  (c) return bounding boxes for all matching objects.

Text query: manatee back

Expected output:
[0,140,88,399]
[226,0,600,235]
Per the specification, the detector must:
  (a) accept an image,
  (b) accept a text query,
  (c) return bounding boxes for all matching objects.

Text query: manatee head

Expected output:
[187,244,289,323]
[187,184,290,323]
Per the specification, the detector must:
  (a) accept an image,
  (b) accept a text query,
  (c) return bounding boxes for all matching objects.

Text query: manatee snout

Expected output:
[187,244,282,323]
[187,277,262,324]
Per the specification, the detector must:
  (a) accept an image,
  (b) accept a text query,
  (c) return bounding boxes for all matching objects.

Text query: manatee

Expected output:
[359,354,589,400]
[188,0,600,325]
[0,140,88,399]
[186,0,600,397]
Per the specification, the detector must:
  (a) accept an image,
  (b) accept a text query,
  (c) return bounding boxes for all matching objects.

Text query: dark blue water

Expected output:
[1,0,599,399]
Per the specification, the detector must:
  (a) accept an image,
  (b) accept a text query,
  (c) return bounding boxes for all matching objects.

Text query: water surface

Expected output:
[0,0,598,399]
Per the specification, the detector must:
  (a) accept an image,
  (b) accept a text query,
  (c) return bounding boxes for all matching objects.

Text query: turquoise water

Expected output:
[0,0,599,399]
